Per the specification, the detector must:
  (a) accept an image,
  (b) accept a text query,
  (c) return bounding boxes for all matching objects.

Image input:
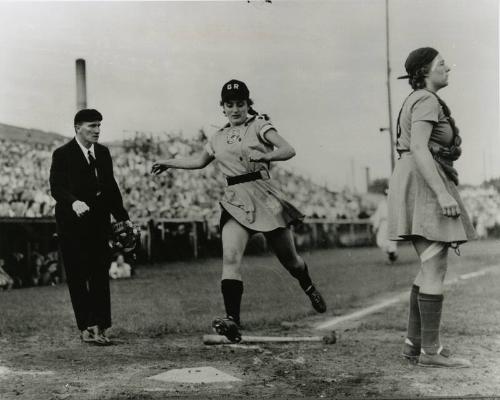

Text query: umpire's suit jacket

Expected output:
[49,138,129,330]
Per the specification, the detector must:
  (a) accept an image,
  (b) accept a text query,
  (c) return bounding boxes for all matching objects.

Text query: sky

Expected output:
[0,0,498,191]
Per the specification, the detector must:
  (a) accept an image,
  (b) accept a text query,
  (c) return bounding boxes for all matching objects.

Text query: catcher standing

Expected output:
[50,109,132,345]
[387,48,476,367]
[152,79,327,342]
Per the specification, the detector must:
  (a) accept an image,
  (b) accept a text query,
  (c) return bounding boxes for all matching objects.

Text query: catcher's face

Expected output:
[75,120,101,147]
[223,100,249,127]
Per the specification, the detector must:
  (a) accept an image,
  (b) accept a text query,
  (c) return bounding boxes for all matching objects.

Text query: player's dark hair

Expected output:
[409,64,432,90]
[74,109,103,126]
[220,98,270,120]
[219,98,254,107]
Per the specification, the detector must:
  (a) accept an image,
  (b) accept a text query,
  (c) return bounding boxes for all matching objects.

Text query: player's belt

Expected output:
[226,169,270,186]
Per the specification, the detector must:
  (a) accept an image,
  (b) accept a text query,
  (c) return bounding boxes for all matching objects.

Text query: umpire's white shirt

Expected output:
[75,136,96,164]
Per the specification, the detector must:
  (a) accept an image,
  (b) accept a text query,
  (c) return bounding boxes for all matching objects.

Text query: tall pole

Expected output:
[76,59,87,110]
[385,0,395,171]
[350,157,356,193]
[365,166,370,192]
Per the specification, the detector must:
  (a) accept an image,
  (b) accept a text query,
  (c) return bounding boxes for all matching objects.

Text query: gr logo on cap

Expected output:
[221,79,250,102]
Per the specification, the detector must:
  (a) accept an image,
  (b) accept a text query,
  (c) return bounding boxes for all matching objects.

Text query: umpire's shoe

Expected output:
[306,285,327,313]
[81,326,112,346]
[212,316,242,343]
[80,328,95,344]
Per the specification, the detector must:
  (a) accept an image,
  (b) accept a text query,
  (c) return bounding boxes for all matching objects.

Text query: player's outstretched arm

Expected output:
[151,149,214,175]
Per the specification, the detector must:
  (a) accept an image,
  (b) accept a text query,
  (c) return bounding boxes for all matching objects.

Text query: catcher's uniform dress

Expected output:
[205,114,304,232]
[387,90,476,244]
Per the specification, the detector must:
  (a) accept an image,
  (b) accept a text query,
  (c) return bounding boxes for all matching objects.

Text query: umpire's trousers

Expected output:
[59,227,111,331]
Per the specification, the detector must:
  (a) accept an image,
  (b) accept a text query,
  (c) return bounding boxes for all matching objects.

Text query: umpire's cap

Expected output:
[221,79,250,102]
[74,109,103,125]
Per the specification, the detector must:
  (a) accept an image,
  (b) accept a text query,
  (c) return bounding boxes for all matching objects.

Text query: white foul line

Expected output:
[314,264,500,331]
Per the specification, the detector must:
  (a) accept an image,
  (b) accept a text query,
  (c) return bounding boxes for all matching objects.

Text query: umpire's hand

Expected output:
[72,200,90,217]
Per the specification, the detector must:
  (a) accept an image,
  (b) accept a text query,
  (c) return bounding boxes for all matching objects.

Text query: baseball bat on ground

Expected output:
[203,331,336,345]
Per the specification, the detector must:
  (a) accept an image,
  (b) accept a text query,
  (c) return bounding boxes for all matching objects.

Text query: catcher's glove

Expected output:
[110,220,140,253]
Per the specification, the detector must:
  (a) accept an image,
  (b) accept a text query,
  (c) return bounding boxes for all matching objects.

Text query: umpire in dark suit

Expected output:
[50,109,130,345]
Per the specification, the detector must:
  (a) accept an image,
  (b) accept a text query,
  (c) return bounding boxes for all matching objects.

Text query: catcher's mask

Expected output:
[110,221,140,253]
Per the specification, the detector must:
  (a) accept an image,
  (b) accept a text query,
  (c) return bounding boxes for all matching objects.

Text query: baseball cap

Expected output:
[221,79,250,102]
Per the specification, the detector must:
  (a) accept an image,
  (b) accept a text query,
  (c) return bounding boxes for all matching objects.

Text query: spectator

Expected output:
[109,253,132,279]
[0,258,14,290]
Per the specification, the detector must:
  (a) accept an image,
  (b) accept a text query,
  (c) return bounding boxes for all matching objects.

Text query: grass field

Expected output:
[1,239,500,399]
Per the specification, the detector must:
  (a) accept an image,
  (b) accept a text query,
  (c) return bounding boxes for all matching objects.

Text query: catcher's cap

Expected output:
[397,47,439,80]
[221,79,250,102]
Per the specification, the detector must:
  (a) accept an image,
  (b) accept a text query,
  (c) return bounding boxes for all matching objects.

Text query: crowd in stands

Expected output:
[0,131,500,287]
[0,138,62,218]
[0,131,372,222]
[460,186,500,238]
[0,250,60,290]
[1,129,500,259]
[111,132,380,223]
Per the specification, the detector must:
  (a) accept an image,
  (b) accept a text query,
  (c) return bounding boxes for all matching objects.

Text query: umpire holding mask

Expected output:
[50,109,131,345]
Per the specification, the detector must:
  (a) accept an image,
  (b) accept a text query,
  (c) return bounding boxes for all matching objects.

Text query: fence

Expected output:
[0,217,375,266]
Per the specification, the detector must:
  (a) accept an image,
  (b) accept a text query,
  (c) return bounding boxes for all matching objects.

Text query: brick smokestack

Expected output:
[76,59,87,110]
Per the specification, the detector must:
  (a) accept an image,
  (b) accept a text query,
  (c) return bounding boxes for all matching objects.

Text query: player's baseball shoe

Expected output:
[402,338,451,361]
[212,316,242,343]
[306,286,327,313]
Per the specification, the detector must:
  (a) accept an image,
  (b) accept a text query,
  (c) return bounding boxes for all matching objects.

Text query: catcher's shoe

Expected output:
[418,348,471,368]
[402,338,451,361]
[212,316,242,343]
[306,286,327,313]
[401,338,451,362]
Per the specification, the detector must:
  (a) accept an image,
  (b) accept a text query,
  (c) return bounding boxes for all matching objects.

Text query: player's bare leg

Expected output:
[265,227,326,313]
[212,218,250,343]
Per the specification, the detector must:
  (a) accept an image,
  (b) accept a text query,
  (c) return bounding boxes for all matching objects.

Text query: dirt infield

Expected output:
[1,241,500,399]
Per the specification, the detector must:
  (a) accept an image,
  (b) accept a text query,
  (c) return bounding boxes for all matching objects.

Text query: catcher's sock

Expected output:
[406,285,421,347]
[289,262,313,293]
[418,292,444,355]
[221,279,243,326]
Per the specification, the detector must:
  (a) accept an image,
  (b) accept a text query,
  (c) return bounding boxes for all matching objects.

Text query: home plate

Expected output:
[148,367,241,384]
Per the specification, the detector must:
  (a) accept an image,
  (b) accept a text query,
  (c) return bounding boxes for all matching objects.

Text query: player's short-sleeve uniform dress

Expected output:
[387,89,476,244]
[205,115,304,232]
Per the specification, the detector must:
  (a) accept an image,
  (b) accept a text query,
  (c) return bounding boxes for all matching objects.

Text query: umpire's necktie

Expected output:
[88,150,97,177]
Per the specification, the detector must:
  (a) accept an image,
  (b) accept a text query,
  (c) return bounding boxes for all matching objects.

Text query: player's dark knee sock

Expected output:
[406,284,421,347]
[221,279,243,326]
[418,292,443,355]
[287,262,313,293]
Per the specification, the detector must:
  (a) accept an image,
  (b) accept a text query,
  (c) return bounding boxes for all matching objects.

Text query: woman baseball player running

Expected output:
[387,48,476,368]
[152,79,326,342]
